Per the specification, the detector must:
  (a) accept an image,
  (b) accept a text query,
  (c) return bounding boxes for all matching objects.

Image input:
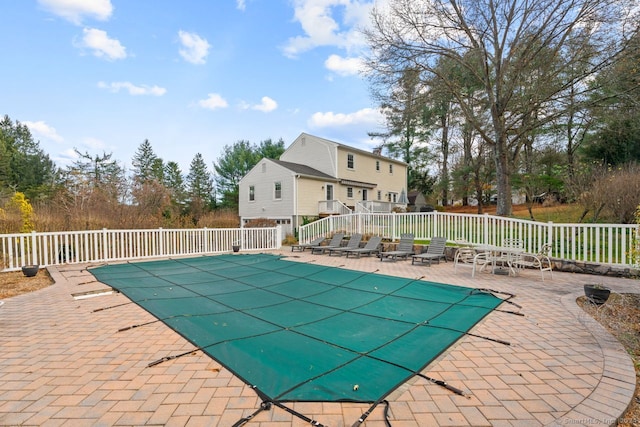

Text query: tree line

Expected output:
[364,0,640,220]
[0,114,284,232]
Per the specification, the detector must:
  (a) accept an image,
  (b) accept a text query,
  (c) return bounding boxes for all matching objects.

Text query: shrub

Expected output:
[244,218,277,228]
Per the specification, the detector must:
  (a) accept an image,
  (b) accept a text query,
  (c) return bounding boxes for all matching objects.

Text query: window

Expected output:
[274,181,282,199]
[389,164,393,174]
[376,160,380,171]
[377,190,382,200]
[347,153,355,169]
[249,185,255,201]
[347,187,353,198]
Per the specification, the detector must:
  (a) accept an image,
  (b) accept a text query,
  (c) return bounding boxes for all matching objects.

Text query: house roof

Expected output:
[270,159,336,181]
[297,132,408,166]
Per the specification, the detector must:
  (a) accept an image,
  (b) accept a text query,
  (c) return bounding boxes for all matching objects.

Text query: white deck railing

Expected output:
[318,200,352,215]
[298,212,639,266]
[1,226,282,272]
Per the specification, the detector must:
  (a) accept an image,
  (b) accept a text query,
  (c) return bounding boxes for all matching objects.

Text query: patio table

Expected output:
[475,244,525,276]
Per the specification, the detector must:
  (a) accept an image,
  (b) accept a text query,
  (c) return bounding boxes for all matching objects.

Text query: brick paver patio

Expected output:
[0,248,637,426]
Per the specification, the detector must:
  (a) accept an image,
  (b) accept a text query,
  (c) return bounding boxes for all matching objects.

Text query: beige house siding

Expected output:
[295,178,329,216]
[336,147,407,204]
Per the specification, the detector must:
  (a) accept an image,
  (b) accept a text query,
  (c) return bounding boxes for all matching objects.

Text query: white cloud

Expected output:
[58,148,80,164]
[251,96,278,112]
[236,0,246,11]
[308,107,383,127]
[98,81,167,96]
[23,120,64,143]
[198,93,228,110]
[81,137,107,150]
[283,0,373,58]
[178,30,211,64]
[38,0,113,25]
[324,54,363,76]
[77,27,127,60]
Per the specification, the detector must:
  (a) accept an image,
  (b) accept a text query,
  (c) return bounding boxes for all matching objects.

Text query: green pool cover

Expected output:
[90,254,504,406]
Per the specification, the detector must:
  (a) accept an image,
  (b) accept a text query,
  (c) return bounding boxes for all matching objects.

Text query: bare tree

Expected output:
[365,0,637,215]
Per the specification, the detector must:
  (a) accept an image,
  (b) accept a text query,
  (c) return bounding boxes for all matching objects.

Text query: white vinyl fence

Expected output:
[1,227,282,272]
[299,212,639,267]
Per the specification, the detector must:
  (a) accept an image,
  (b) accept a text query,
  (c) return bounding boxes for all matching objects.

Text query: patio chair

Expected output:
[310,233,345,254]
[454,247,477,273]
[379,233,415,262]
[513,243,554,281]
[328,234,363,256]
[290,236,326,252]
[344,236,383,258]
[411,236,447,266]
[453,247,492,276]
[471,251,493,277]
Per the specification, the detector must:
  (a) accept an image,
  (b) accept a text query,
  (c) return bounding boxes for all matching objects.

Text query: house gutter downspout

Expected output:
[294,174,299,236]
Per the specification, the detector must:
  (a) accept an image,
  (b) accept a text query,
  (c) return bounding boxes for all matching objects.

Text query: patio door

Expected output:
[325,184,334,211]
[325,184,334,201]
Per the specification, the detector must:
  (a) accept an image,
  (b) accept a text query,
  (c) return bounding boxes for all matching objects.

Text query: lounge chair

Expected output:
[411,236,447,266]
[344,236,383,258]
[328,234,363,256]
[290,237,326,252]
[310,233,345,254]
[379,233,415,261]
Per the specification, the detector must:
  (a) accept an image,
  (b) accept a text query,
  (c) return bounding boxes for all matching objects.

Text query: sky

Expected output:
[1,0,388,173]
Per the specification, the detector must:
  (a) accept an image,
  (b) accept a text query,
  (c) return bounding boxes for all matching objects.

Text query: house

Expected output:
[407,190,432,212]
[238,133,408,236]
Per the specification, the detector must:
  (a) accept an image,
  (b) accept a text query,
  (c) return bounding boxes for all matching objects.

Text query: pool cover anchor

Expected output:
[232,397,327,427]
[147,349,199,367]
[351,372,468,427]
[232,400,273,427]
[418,373,467,397]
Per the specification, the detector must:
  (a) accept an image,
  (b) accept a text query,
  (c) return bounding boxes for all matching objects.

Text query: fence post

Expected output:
[30,231,37,266]
[547,221,554,254]
[483,214,489,245]
[203,227,208,253]
[276,225,283,249]
[102,228,108,262]
[433,211,439,238]
[392,212,398,241]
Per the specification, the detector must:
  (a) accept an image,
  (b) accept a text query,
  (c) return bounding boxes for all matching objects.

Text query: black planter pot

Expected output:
[232,245,240,253]
[584,284,611,305]
[22,265,40,277]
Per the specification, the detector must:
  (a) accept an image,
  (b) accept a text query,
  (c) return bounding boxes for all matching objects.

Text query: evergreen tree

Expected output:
[131,139,161,183]
[186,153,214,220]
[0,115,58,199]
[164,161,187,210]
[214,138,284,209]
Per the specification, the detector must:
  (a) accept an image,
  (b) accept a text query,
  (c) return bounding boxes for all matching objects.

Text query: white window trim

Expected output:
[274,181,282,200]
[347,187,354,199]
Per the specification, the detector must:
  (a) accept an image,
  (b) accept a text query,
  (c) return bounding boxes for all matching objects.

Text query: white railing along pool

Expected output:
[298,212,639,267]
[1,227,282,272]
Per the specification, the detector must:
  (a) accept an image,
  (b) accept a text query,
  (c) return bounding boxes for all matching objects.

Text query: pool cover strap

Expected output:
[90,254,508,422]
